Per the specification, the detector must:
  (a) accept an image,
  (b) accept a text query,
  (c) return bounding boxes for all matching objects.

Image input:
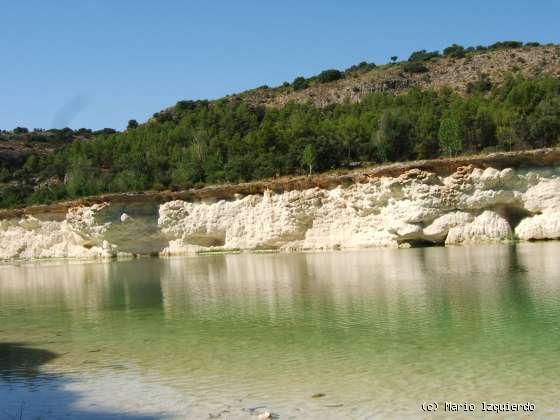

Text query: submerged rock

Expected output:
[120,212,133,222]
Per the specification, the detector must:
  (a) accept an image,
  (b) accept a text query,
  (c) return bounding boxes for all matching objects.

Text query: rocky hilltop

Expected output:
[235,44,560,108]
[1,149,559,260]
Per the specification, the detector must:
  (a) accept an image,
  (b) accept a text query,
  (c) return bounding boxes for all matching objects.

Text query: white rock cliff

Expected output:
[157,165,560,255]
[1,165,559,260]
[0,203,117,260]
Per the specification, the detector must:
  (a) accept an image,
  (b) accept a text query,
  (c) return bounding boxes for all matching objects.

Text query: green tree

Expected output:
[414,109,440,158]
[474,108,497,149]
[408,50,440,62]
[65,156,95,197]
[443,44,466,58]
[292,77,309,91]
[438,117,463,156]
[317,69,343,84]
[403,62,428,73]
[301,144,317,175]
[375,110,413,161]
[528,98,560,147]
[466,73,492,94]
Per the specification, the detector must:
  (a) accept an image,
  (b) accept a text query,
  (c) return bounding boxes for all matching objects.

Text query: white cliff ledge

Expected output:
[1,164,560,260]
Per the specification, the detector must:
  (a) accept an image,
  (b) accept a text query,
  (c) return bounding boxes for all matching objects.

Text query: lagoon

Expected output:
[1,243,560,418]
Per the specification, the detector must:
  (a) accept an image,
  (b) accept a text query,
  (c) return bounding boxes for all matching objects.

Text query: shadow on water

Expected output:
[0,342,159,419]
[0,342,57,382]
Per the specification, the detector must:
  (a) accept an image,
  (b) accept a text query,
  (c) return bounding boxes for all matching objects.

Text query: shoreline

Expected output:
[1,239,557,265]
[2,150,559,261]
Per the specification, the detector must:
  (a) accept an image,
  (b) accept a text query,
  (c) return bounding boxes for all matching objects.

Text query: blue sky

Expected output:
[1,0,558,130]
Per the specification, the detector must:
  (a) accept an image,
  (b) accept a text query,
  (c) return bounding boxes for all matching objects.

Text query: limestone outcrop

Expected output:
[0,204,117,260]
[1,164,559,260]
[157,165,560,254]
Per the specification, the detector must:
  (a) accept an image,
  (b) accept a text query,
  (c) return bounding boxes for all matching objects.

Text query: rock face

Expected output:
[0,204,118,260]
[158,165,560,255]
[516,212,560,240]
[445,211,512,244]
[1,165,559,260]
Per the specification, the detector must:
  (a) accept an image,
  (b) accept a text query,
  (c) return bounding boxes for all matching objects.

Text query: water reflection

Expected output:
[0,259,165,315]
[1,244,559,337]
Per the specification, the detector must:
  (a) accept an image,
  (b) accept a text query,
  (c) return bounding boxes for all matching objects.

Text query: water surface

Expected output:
[1,244,560,418]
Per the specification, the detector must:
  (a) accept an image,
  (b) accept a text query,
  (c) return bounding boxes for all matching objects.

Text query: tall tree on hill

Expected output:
[438,117,463,156]
[301,144,317,175]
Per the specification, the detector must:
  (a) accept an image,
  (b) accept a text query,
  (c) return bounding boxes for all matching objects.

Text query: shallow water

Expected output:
[1,243,560,419]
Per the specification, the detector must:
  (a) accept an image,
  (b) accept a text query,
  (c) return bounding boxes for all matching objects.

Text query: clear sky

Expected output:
[1,0,558,130]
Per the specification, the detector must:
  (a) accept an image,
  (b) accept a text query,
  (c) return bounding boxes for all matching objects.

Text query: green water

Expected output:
[1,243,560,419]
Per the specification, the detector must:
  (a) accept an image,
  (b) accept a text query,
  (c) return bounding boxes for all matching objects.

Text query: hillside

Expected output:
[1,41,560,210]
[0,128,115,171]
[233,43,560,108]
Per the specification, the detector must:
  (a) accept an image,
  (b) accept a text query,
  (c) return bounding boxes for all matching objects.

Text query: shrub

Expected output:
[94,128,117,135]
[292,76,309,91]
[403,62,428,73]
[408,50,440,62]
[175,100,199,112]
[466,74,493,94]
[75,128,92,136]
[152,111,173,123]
[489,41,523,50]
[443,44,466,58]
[345,61,376,74]
[317,69,343,84]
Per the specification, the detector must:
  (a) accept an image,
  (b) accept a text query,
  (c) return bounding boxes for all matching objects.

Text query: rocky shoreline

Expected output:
[1,148,559,260]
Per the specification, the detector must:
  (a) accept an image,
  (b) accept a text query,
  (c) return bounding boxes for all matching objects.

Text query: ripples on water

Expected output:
[1,243,560,418]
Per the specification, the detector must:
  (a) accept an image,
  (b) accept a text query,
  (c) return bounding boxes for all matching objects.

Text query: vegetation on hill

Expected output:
[1,70,559,209]
[0,127,115,163]
[279,40,546,92]
[238,41,560,108]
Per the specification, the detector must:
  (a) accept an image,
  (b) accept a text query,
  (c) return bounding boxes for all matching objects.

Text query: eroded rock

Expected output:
[2,164,559,260]
[156,165,559,254]
[0,210,117,260]
[446,211,511,244]
[516,212,560,240]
